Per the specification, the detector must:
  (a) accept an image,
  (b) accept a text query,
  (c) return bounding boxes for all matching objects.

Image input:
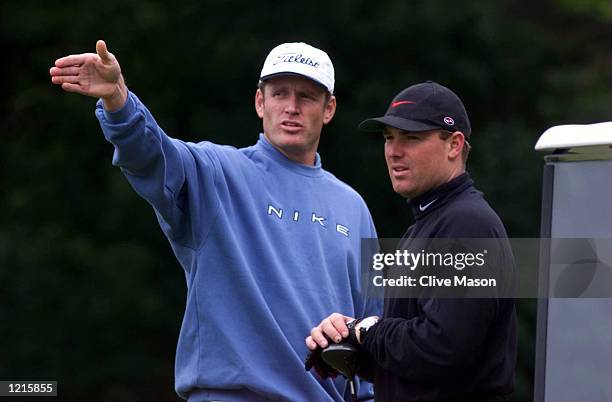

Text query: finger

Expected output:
[309,327,329,348]
[305,336,318,350]
[51,75,80,85]
[61,82,86,95]
[320,319,344,343]
[49,66,80,77]
[96,40,112,62]
[55,54,87,68]
[327,313,352,339]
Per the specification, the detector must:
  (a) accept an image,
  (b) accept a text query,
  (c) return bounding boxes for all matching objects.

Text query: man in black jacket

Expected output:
[306,81,517,402]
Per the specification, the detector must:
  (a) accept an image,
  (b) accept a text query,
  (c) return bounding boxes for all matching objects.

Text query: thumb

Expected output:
[96,40,112,62]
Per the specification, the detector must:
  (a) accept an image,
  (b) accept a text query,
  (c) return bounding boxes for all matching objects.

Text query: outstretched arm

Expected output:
[51,41,215,249]
[50,40,127,111]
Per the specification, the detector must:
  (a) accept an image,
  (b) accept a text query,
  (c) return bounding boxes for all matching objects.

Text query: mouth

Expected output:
[391,165,409,174]
[281,120,303,132]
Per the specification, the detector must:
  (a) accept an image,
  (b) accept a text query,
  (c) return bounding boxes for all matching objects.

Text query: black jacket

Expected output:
[361,173,517,402]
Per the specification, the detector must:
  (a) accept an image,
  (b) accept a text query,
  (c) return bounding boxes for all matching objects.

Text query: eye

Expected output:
[270,88,286,97]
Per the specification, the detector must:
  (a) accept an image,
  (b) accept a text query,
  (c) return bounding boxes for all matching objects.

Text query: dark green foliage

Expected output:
[1,1,610,400]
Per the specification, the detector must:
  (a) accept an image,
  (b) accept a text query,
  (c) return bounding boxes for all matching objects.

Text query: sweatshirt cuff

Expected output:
[96,91,136,124]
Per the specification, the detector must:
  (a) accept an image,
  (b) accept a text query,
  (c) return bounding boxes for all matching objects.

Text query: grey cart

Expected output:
[534,122,612,402]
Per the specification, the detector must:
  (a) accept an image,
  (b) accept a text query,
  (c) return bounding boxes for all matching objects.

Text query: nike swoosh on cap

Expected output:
[391,100,416,108]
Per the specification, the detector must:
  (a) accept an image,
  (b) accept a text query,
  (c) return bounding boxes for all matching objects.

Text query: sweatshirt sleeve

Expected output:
[362,298,498,381]
[95,92,219,249]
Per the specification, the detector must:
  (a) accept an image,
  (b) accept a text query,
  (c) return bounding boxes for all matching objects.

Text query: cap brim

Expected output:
[260,72,330,93]
[358,116,442,133]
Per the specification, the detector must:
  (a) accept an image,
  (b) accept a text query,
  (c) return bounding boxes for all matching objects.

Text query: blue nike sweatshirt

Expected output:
[95,92,381,401]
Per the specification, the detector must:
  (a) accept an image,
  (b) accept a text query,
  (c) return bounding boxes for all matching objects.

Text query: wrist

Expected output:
[355,316,379,344]
[103,75,128,112]
[346,318,362,346]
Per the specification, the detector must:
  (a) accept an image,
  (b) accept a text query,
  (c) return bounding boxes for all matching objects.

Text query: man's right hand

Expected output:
[306,313,354,350]
[49,40,127,111]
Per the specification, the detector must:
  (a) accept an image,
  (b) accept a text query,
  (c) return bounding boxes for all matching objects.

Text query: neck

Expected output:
[446,165,465,183]
[279,149,316,165]
[263,134,318,166]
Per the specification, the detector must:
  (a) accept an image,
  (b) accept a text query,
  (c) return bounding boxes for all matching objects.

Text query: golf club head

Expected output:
[321,343,359,378]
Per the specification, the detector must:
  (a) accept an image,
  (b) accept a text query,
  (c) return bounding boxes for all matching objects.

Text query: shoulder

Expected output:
[320,170,376,232]
[322,169,355,191]
[192,140,241,155]
[438,189,508,238]
[185,140,250,163]
[322,170,370,206]
[160,140,253,178]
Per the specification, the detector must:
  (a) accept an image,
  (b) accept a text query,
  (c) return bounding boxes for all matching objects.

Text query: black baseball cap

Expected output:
[358,81,471,139]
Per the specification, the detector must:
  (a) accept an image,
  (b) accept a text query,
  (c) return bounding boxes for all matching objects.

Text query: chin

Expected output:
[392,185,407,197]
[279,132,306,143]
[394,185,416,199]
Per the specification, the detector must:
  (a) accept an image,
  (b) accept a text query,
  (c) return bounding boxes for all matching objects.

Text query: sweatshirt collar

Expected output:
[256,133,323,177]
[408,172,473,220]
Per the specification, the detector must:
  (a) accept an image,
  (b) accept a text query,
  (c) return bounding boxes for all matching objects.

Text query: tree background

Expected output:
[1,1,610,401]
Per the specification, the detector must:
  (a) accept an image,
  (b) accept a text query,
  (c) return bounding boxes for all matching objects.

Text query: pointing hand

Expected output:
[50,40,127,110]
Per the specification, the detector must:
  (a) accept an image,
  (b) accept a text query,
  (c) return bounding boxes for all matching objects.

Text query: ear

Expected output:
[255,88,265,119]
[322,95,337,125]
[447,131,465,160]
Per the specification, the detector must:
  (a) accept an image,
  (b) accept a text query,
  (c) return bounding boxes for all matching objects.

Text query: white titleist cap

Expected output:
[259,42,335,93]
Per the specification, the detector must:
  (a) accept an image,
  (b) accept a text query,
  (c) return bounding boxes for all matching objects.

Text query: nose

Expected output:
[385,139,403,159]
[284,93,300,115]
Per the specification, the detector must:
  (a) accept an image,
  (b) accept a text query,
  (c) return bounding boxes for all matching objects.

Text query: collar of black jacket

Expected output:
[408,172,474,220]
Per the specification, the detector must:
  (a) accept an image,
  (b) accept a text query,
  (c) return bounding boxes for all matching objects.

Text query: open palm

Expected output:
[50,40,122,99]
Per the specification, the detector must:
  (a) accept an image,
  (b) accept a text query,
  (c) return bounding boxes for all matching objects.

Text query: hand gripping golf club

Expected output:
[321,343,360,402]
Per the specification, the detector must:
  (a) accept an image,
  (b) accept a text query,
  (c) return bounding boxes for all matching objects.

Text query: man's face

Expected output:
[383,127,458,198]
[255,75,336,165]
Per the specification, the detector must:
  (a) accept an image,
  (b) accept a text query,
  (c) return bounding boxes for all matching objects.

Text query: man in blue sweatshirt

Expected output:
[50,40,380,401]
[306,82,516,402]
